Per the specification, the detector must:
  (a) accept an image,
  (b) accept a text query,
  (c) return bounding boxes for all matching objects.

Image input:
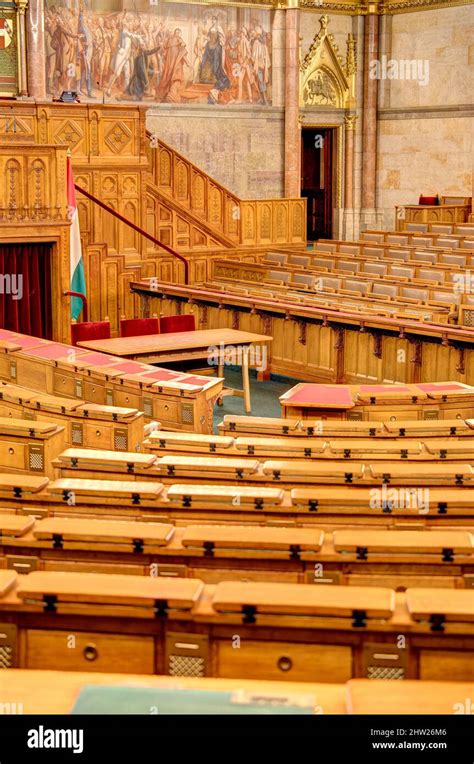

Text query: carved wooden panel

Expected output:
[191,172,205,213]
[240,200,306,246]
[0,144,68,221]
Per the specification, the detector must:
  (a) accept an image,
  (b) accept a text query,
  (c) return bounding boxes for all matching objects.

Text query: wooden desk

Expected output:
[346,679,474,714]
[1,574,473,684]
[0,669,345,715]
[1,670,469,715]
[280,381,474,421]
[79,329,273,413]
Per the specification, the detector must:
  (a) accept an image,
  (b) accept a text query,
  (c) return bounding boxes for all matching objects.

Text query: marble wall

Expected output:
[377,6,474,227]
[147,105,285,198]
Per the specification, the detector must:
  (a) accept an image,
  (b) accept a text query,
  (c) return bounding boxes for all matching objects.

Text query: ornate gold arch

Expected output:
[300,15,357,108]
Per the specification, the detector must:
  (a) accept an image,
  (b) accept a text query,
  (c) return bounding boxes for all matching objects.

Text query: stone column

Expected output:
[284,4,300,198]
[17,0,29,96]
[26,0,47,99]
[343,114,357,239]
[344,115,357,210]
[361,4,380,227]
[272,9,286,109]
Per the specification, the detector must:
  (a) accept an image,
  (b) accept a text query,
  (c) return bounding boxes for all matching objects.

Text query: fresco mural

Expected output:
[44,1,273,105]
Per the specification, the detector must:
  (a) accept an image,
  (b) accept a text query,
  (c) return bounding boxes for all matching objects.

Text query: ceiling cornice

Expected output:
[164,0,474,14]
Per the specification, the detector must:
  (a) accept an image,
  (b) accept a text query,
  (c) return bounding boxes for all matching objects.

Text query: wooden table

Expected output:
[79,329,272,413]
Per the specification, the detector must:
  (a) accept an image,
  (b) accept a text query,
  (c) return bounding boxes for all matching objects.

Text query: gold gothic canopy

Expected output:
[300,15,356,109]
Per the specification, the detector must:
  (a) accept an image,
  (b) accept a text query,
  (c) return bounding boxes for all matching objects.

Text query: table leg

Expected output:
[242,346,251,413]
[217,348,225,405]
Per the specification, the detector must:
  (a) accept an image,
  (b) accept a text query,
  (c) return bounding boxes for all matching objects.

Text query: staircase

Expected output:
[146,134,306,252]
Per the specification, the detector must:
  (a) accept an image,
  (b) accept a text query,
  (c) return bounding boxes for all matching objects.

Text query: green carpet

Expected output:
[213,367,299,432]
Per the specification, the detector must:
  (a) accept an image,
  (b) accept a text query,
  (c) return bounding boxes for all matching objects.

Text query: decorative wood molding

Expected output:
[198,303,208,327]
[456,347,466,375]
[296,319,307,345]
[231,310,240,330]
[258,312,273,336]
[334,327,344,349]
[373,332,383,359]
[410,339,423,367]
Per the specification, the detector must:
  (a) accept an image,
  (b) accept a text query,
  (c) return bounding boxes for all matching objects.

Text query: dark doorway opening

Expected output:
[0,242,53,339]
[301,127,334,242]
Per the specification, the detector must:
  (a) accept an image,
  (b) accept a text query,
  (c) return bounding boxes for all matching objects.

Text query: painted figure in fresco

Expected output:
[156,28,190,103]
[76,5,93,98]
[96,17,114,89]
[127,38,161,100]
[227,27,239,69]
[45,6,58,94]
[199,15,230,100]
[193,27,207,83]
[147,19,164,91]
[106,12,144,96]
[237,26,254,103]
[252,25,270,105]
[48,6,79,96]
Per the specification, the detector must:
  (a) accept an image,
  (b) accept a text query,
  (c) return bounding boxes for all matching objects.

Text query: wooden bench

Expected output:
[290,486,474,518]
[1,470,474,528]
[52,448,474,488]
[144,431,235,455]
[47,477,165,506]
[0,571,471,683]
[219,414,474,438]
[0,515,472,587]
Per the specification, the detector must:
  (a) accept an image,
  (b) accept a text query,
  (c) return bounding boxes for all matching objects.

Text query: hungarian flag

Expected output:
[67,157,86,320]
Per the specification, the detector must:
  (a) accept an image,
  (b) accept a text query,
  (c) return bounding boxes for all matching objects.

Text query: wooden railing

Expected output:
[75,183,189,284]
[147,134,241,243]
[146,133,307,249]
[395,202,471,231]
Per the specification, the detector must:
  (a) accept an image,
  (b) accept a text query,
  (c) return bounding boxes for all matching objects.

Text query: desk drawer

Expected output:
[53,371,82,398]
[189,567,300,585]
[346,574,458,590]
[83,380,107,404]
[82,422,114,450]
[0,441,28,470]
[25,629,155,674]
[41,560,147,575]
[154,400,179,423]
[367,409,419,422]
[217,640,352,683]
[419,650,474,681]
[113,390,141,409]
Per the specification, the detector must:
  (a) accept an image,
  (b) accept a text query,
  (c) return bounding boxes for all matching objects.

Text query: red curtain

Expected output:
[0,243,52,339]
